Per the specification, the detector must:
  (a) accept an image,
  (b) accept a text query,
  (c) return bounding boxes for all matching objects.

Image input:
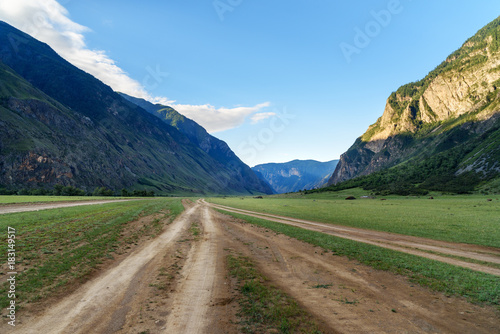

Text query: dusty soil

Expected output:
[0,199,135,215]
[207,201,500,276]
[3,200,499,333]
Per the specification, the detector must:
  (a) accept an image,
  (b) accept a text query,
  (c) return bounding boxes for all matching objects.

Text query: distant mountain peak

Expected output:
[253,159,338,193]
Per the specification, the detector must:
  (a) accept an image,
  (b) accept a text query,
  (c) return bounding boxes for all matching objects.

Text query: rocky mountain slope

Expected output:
[328,16,500,192]
[120,94,273,195]
[253,159,338,193]
[0,21,271,195]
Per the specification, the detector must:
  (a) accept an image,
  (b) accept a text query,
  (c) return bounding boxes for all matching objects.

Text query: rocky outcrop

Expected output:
[329,17,500,185]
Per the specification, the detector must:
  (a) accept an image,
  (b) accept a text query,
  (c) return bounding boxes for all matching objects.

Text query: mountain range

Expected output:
[252,160,338,194]
[0,21,272,195]
[327,16,500,194]
[2,15,500,197]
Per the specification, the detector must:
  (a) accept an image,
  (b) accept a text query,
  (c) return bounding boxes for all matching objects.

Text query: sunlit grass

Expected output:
[208,192,500,247]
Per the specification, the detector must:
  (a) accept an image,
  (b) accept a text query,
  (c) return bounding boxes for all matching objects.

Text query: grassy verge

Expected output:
[0,198,183,309]
[208,194,500,248]
[227,251,322,333]
[220,210,500,307]
[0,195,128,204]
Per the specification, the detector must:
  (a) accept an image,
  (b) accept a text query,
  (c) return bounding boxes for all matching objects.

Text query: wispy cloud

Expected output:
[0,0,270,133]
[173,102,271,133]
[250,112,277,124]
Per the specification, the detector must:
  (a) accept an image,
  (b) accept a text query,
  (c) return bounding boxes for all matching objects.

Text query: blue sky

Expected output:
[1,1,499,166]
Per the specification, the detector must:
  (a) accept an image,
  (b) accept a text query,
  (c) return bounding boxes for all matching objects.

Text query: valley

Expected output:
[0,4,500,334]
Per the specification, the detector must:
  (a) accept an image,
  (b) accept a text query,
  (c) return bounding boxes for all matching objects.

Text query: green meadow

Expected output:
[0,198,183,308]
[207,190,500,248]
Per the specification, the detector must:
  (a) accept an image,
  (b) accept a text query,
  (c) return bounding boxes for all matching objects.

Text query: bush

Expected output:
[92,187,115,196]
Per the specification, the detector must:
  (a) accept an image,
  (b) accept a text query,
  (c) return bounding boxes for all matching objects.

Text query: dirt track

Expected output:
[0,200,135,215]
[207,201,500,276]
[5,200,499,333]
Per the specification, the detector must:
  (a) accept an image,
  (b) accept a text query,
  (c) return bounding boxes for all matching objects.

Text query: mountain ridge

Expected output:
[328,16,500,192]
[119,93,273,195]
[0,21,271,195]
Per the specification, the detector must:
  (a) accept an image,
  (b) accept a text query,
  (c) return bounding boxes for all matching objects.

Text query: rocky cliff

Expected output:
[329,16,500,187]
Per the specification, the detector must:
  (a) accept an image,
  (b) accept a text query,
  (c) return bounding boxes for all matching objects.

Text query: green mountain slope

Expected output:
[252,159,338,194]
[0,21,268,195]
[120,94,273,195]
[327,16,500,194]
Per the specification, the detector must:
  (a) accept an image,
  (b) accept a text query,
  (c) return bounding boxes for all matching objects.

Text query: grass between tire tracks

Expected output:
[0,198,184,310]
[219,210,500,307]
[227,251,322,334]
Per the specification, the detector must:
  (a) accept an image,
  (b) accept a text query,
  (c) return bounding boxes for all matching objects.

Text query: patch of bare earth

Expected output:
[213,210,500,333]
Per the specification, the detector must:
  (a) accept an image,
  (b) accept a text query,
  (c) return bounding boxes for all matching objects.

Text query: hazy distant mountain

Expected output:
[0,21,271,195]
[120,94,273,195]
[252,160,338,193]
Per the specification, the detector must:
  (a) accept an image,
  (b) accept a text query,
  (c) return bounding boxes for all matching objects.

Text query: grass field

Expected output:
[0,195,127,204]
[0,198,183,309]
[207,190,500,248]
[220,211,500,306]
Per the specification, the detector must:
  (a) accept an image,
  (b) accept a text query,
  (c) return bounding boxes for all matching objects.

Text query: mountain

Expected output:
[0,21,271,195]
[327,16,500,194]
[119,94,273,195]
[252,159,338,193]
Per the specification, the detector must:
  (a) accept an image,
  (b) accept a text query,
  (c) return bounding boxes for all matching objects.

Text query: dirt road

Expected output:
[207,201,500,276]
[5,200,499,333]
[0,200,135,215]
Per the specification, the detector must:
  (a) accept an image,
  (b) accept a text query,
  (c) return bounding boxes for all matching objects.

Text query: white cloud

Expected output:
[0,0,150,99]
[0,0,270,133]
[250,112,277,124]
[173,102,271,133]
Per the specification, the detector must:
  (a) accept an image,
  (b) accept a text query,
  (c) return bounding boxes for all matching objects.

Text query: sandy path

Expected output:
[11,205,197,334]
[215,210,500,333]
[207,201,500,276]
[163,205,219,333]
[0,199,135,214]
